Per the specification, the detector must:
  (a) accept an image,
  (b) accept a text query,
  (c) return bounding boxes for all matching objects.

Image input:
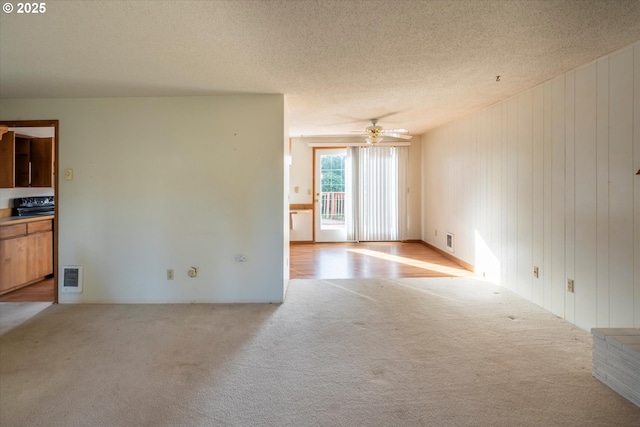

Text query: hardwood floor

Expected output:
[0,277,55,302]
[290,241,474,279]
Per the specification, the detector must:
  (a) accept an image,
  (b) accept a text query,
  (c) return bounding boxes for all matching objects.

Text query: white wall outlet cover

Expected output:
[61,266,83,292]
[567,279,575,293]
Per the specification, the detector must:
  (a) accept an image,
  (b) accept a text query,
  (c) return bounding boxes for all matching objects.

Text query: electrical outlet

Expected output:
[567,278,574,293]
[533,266,539,278]
[167,269,174,280]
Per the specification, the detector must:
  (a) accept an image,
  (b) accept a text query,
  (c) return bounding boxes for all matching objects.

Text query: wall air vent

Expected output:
[61,266,83,293]
[446,233,454,253]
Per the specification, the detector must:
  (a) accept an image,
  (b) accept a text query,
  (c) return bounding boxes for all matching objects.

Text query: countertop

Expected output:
[0,215,54,226]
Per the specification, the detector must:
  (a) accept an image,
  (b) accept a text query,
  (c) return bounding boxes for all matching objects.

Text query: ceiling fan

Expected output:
[351,119,412,145]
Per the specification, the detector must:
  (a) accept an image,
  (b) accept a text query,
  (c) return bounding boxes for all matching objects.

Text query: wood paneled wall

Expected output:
[422,41,640,330]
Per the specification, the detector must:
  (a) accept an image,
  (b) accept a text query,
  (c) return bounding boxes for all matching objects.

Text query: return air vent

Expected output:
[446,233,454,252]
[61,266,83,293]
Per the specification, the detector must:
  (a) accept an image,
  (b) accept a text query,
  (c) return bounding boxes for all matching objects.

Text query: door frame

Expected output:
[0,119,59,303]
[312,146,348,242]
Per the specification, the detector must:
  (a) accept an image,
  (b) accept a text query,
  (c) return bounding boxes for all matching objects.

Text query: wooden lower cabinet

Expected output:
[0,219,53,295]
[0,236,29,291]
[28,231,53,280]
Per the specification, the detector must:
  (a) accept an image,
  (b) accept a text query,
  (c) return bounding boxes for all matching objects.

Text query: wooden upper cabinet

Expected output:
[15,136,31,187]
[0,131,15,187]
[29,137,54,187]
[0,131,54,188]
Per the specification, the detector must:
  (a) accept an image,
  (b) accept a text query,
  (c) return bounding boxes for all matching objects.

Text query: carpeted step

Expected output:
[592,328,640,408]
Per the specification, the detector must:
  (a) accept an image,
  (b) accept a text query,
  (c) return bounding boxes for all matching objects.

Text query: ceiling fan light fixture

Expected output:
[366,135,383,145]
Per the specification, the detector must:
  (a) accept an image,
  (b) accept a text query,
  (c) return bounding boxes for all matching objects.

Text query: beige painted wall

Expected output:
[0,95,287,303]
[422,41,640,331]
[289,138,313,241]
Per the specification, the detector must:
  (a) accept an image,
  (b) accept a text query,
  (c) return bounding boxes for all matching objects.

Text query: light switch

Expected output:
[65,169,74,181]
[294,186,299,193]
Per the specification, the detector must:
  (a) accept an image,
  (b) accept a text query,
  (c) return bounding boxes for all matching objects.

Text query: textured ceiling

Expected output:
[1,0,640,137]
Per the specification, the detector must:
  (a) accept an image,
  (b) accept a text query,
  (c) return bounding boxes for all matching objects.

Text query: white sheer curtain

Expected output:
[345,147,358,241]
[345,145,409,241]
[397,146,409,241]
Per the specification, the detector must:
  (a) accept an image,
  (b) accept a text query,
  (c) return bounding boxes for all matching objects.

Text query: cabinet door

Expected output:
[0,131,15,188]
[27,231,53,280]
[14,137,30,187]
[0,236,29,292]
[30,137,54,187]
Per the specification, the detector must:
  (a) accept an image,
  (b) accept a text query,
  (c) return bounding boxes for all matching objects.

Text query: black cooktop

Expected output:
[13,196,55,216]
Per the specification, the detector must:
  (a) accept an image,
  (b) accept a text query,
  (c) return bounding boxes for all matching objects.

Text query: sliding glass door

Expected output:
[313,145,408,242]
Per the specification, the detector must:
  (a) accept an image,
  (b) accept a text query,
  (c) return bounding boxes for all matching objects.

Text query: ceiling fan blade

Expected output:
[339,112,402,125]
[382,132,412,140]
[372,111,401,121]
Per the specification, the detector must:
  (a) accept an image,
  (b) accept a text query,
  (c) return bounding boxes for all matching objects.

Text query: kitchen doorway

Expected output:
[0,120,59,303]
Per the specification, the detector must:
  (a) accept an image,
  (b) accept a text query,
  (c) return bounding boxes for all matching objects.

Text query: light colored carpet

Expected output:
[1,277,639,426]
